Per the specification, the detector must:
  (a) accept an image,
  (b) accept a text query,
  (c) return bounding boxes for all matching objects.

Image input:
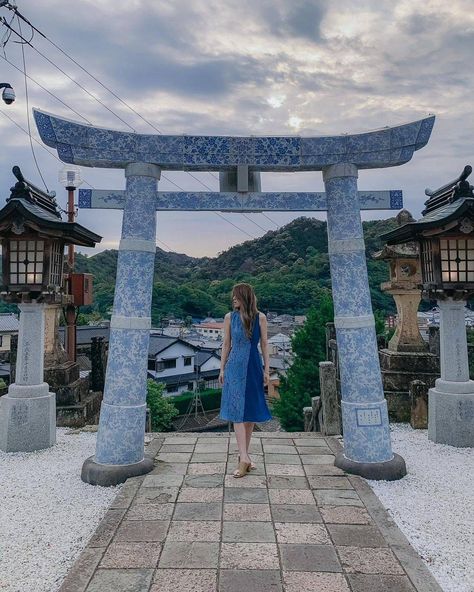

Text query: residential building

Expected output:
[0,313,19,360]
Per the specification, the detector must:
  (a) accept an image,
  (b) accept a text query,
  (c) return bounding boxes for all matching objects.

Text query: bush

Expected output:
[146,380,179,431]
[171,388,222,416]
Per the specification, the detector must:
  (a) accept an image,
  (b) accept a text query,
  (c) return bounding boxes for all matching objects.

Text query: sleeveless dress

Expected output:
[219,311,272,423]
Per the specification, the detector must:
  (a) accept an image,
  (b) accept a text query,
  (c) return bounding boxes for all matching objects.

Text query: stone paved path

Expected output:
[59,432,443,592]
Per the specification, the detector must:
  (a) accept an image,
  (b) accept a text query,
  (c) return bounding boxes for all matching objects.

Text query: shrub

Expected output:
[171,388,222,415]
[146,380,179,431]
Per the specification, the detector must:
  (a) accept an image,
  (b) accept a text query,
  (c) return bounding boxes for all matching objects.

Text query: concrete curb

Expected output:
[328,437,444,592]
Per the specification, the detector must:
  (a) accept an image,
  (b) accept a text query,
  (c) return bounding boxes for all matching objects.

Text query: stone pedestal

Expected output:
[0,303,56,452]
[379,349,439,421]
[428,298,474,447]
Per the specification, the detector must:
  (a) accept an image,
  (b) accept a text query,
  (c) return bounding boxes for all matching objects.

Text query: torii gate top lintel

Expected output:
[33,109,434,172]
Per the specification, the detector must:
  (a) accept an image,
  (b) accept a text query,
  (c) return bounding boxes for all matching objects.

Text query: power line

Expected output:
[17,15,48,192]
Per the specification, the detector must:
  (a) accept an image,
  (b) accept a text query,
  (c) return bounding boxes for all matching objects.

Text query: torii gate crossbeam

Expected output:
[34,109,435,486]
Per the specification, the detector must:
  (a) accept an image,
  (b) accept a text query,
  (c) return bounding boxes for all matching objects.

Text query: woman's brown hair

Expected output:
[232,283,258,339]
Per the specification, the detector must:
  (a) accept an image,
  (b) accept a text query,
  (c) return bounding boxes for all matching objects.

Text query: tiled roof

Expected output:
[0,314,19,332]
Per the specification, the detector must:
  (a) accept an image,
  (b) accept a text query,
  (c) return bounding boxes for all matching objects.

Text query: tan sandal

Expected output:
[238,455,257,471]
[233,461,250,478]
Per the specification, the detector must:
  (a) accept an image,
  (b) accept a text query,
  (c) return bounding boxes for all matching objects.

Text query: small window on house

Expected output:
[184,356,192,366]
[162,358,177,369]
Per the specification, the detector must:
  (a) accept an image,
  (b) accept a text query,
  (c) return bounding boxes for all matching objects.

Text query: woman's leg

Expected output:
[244,422,256,468]
[234,422,251,474]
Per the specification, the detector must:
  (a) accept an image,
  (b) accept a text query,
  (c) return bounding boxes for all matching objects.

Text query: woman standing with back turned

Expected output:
[218,283,272,478]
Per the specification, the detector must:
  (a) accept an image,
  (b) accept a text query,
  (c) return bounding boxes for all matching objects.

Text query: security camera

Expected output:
[0,84,15,105]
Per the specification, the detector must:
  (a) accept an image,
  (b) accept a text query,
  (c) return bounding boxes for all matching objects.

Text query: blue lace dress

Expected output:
[219,311,272,423]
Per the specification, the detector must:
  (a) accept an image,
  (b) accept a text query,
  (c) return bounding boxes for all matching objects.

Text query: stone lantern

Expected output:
[0,166,101,452]
[382,165,474,447]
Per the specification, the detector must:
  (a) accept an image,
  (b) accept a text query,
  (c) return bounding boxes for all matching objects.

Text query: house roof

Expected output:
[0,313,19,332]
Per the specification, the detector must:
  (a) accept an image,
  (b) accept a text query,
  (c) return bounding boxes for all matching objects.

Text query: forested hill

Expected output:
[74,215,399,323]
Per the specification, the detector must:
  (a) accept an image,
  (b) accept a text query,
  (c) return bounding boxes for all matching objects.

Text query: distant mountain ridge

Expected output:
[72,215,398,321]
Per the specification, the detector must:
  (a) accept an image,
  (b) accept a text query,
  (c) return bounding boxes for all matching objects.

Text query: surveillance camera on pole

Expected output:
[0,83,15,105]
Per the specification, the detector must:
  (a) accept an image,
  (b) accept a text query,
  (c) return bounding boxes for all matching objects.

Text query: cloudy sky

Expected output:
[0,0,473,257]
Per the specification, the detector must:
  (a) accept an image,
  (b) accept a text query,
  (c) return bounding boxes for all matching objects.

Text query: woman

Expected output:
[218,283,272,478]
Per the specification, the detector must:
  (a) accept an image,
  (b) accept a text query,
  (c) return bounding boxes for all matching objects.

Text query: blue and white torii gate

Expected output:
[34,109,434,486]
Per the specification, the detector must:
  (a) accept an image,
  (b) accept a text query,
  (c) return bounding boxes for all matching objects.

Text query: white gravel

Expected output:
[0,429,121,592]
[368,424,474,592]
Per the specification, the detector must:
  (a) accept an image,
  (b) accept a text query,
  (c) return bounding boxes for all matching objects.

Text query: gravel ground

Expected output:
[0,429,120,592]
[368,424,474,592]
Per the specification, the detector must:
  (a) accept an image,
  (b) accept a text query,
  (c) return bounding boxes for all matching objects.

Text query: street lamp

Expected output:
[382,165,474,447]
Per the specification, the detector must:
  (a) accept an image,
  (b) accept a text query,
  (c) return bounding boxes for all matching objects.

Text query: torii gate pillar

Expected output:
[324,164,404,478]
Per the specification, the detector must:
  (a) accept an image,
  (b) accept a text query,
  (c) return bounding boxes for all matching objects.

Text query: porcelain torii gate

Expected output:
[34,109,434,486]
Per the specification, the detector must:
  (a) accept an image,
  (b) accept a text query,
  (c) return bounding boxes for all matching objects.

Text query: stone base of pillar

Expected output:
[81,454,154,487]
[335,450,407,481]
[428,385,474,447]
[0,391,56,452]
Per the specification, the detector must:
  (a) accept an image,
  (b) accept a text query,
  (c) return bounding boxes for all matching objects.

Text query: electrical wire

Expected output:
[17,15,49,192]
[0,53,92,123]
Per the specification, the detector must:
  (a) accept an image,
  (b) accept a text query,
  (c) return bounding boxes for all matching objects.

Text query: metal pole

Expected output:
[65,187,76,362]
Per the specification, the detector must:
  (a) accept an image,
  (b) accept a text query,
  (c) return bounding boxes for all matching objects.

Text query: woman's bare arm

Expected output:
[259,312,270,385]
[218,312,232,384]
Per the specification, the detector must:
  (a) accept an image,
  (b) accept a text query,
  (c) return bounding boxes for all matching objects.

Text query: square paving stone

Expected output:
[321,507,372,525]
[188,462,226,475]
[220,542,279,569]
[264,454,302,465]
[173,502,222,521]
[159,541,219,568]
[222,521,276,542]
[309,476,353,490]
[296,446,332,454]
[280,544,342,572]
[266,464,305,476]
[151,569,217,592]
[283,571,350,592]
[338,546,405,574]
[313,490,364,507]
[177,487,223,502]
[267,475,309,489]
[86,568,153,592]
[226,461,265,477]
[304,465,345,476]
[126,503,174,521]
[195,442,228,453]
[164,436,197,443]
[347,574,416,592]
[230,441,263,453]
[262,444,298,454]
[224,487,269,504]
[142,474,184,487]
[167,520,221,541]
[302,455,336,465]
[219,569,282,592]
[157,452,192,463]
[259,437,294,445]
[135,487,179,504]
[223,503,271,521]
[184,474,224,488]
[115,520,169,542]
[150,463,187,475]
[275,522,330,544]
[224,474,267,488]
[269,489,315,505]
[100,542,161,568]
[328,525,387,548]
[58,546,105,592]
[271,504,322,523]
[191,452,228,463]
[292,438,326,446]
[160,444,195,453]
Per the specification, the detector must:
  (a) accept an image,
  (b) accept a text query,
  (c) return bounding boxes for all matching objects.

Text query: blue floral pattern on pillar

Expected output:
[95,167,159,466]
[325,164,393,464]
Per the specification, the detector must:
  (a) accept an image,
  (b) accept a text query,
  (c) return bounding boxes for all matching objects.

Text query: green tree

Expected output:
[272,292,334,431]
[146,380,179,431]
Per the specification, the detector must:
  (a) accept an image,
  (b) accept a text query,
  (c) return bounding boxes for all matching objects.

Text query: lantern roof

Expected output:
[381,165,474,245]
[0,166,102,247]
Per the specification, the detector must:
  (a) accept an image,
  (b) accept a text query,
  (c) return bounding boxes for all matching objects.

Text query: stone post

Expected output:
[319,361,342,436]
[323,163,406,480]
[82,163,161,486]
[428,298,474,446]
[410,380,428,429]
[44,304,68,367]
[0,303,56,452]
